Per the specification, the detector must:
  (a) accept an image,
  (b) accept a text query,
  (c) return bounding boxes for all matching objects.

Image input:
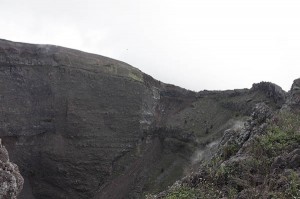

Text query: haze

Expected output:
[1,0,300,91]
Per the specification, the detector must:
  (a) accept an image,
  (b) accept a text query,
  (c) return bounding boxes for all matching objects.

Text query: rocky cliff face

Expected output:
[0,139,23,198]
[0,39,162,199]
[0,39,290,199]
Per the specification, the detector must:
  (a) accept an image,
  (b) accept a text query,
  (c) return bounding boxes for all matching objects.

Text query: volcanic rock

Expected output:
[0,139,23,199]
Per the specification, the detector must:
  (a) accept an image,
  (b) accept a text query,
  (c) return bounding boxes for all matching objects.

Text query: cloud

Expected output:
[1,0,300,91]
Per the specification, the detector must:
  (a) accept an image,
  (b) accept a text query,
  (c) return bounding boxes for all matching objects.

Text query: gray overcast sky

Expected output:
[0,0,300,91]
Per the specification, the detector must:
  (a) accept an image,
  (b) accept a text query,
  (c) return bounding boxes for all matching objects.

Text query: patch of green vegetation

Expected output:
[243,158,271,177]
[268,171,300,199]
[215,163,232,182]
[259,129,300,156]
[227,187,238,199]
[222,143,239,160]
[165,183,223,199]
[165,186,199,199]
[254,111,300,157]
[285,171,300,199]
[210,156,222,167]
[128,70,143,82]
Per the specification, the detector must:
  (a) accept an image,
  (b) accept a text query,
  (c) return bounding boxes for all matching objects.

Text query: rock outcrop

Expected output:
[287,78,300,111]
[0,139,23,198]
[251,82,286,107]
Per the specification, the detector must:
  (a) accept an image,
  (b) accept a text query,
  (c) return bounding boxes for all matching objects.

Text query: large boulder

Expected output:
[0,139,24,199]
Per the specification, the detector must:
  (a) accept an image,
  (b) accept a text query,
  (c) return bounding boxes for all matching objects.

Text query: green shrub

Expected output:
[165,186,198,199]
[254,112,300,157]
[285,171,300,199]
[223,143,239,160]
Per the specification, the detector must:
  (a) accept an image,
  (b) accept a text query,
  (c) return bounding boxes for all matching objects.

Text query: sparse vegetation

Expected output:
[254,111,300,157]
[165,186,198,199]
[286,171,300,198]
[222,142,239,160]
[151,107,300,199]
[129,70,143,82]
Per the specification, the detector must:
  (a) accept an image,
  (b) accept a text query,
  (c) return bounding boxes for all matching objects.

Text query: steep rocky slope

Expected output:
[0,39,289,199]
[148,80,300,199]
